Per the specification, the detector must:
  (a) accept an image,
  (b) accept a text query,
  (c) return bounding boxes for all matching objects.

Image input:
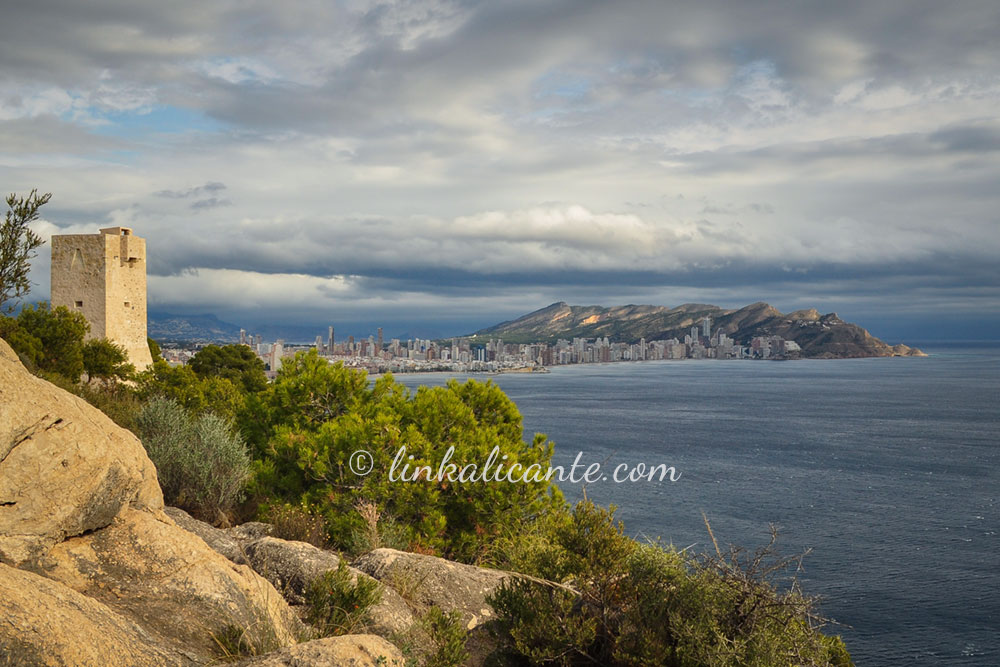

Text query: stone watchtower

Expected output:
[50,227,153,371]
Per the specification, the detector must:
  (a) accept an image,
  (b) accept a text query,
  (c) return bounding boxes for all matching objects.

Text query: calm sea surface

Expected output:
[393,343,999,666]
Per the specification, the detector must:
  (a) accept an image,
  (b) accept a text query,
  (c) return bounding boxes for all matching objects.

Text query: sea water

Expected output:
[393,344,999,666]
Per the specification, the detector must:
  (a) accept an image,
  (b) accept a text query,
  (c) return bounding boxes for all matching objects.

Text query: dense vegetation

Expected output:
[0,314,853,665]
[1,303,136,385]
[251,350,562,561]
[487,501,852,666]
[135,397,250,522]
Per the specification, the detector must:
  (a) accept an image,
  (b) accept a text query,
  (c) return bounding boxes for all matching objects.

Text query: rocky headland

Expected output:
[0,338,512,666]
[474,301,926,358]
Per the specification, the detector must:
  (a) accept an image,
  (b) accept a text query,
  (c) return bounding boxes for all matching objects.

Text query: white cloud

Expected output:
[2,0,998,332]
[0,86,78,121]
[195,58,279,85]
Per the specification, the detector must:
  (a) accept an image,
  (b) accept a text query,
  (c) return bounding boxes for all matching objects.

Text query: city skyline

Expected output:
[171,315,800,377]
[3,2,999,341]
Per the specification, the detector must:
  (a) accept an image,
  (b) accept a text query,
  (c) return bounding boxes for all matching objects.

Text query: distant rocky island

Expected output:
[473,301,925,359]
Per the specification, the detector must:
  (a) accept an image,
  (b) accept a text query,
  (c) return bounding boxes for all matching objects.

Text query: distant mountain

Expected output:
[147,311,412,346]
[148,312,241,343]
[470,302,925,358]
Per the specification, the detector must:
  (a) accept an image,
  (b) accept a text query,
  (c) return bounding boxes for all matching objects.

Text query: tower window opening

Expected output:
[74,300,83,308]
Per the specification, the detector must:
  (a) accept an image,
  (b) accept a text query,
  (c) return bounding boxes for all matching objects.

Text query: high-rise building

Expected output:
[702,317,711,339]
[50,226,153,371]
[270,339,284,372]
[328,326,334,353]
[377,327,383,351]
[239,329,247,346]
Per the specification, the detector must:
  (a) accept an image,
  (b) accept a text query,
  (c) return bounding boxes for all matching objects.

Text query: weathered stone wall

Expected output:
[50,227,153,371]
[104,229,152,371]
[51,233,108,338]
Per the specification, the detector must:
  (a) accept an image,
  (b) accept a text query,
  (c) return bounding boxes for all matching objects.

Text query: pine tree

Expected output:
[1,189,51,314]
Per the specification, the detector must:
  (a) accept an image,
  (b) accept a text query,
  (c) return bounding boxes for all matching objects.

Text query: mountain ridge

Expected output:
[470,301,925,358]
[148,311,242,343]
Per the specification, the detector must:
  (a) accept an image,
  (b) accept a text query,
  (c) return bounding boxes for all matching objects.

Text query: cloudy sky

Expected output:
[4,0,999,341]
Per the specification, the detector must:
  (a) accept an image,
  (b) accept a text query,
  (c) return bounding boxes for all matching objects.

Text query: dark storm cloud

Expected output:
[154,182,226,199]
[5,1,1000,335]
[929,122,1000,152]
[138,207,998,294]
[676,125,1000,175]
[190,197,231,210]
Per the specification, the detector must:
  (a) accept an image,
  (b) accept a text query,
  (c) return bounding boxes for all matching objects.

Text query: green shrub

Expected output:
[147,336,162,362]
[420,607,469,667]
[487,501,853,667]
[82,338,134,382]
[135,396,251,522]
[305,561,382,636]
[263,503,330,549]
[188,344,268,393]
[75,381,144,433]
[0,316,42,368]
[5,302,88,381]
[252,350,563,563]
[345,499,410,557]
[211,621,280,662]
[137,360,248,424]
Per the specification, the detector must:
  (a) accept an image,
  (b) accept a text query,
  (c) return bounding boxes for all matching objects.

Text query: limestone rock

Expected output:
[0,339,162,566]
[164,506,246,564]
[892,343,928,357]
[27,508,303,663]
[243,536,343,604]
[239,634,405,666]
[353,548,511,630]
[244,536,415,637]
[230,521,274,544]
[0,562,177,666]
[0,339,304,664]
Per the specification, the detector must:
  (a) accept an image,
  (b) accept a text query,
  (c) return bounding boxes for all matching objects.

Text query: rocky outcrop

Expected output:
[161,511,418,641]
[0,340,162,565]
[164,506,246,564]
[238,634,404,666]
[27,509,303,661]
[230,521,274,544]
[0,562,178,666]
[353,548,511,631]
[892,343,927,357]
[243,537,343,604]
[243,537,415,637]
[0,338,302,664]
[1,337,491,665]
